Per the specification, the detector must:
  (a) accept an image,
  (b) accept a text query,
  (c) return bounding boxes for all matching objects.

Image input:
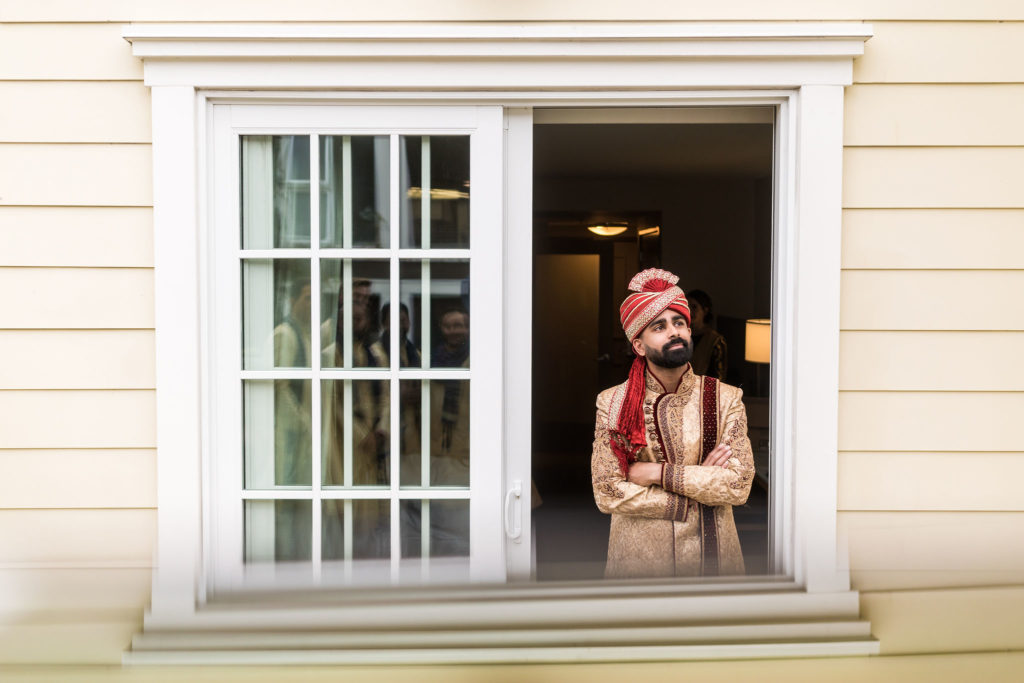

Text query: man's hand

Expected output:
[627,462,664,487]
[702,443,732,467]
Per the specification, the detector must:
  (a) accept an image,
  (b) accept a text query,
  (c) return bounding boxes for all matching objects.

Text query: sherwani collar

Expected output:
[644,363,695,395]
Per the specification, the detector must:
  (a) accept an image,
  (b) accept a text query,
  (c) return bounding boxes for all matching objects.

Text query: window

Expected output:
[208,106,507,590]
[127,22,876,662]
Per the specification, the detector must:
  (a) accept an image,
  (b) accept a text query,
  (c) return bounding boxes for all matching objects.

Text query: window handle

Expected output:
[504,479,523,542]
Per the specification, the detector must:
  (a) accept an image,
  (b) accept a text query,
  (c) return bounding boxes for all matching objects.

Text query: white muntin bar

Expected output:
[343,499,353,577]
[389,133,402,583]
[310,134,322,579]
[420,261,431,489]
[421,136,431,250]
[421,500,431,577]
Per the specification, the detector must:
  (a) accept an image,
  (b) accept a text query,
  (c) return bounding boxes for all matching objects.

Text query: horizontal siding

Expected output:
[0,391,155,449]
[842,511,1024,584]
[0,23,142,80]
[3,656,1024,683]
[839,331,1024,390]
[0,268,153,329]
[0,144,152,207]
[861,586,1024,655]
[853,22,1024,84]
[0,568,151,614]
[0,618,140,665]
[844,85,1024,146]
[0,509,155,565]
[843,148,1024,208]
[838,392,1024,452]
[839,270,1024,330]
[841,209,1024,269]
[4,2,1024,21]
[0,450,156,508]
[0,82,151,144]
[0,331,155,389]
[0,207,154,267]
[838,452,1024,511]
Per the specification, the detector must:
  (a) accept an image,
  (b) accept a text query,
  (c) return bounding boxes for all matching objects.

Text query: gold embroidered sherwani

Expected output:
[592,365,754,578]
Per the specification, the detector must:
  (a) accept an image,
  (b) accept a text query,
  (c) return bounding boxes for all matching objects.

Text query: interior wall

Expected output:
[534,175,772,323]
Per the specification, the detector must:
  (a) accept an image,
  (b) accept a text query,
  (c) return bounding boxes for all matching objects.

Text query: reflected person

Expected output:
[271,278,313,560]
[321,278,390,560]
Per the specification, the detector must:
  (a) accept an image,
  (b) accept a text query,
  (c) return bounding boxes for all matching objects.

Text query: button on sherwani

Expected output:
[591,366,755,578]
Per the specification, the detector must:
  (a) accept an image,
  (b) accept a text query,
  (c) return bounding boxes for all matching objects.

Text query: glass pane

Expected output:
[398,260,469,369]
[244,499,311,562]
[321,499,390,560]
[319,135,390,249]
[244,379,312,488]
[320,259,391,369]
[400,500,469,558]
[399,379,469,488]
[242,259,311,371]
[241,135,311,249]
[400,136,470,248]
[321,380,391,487]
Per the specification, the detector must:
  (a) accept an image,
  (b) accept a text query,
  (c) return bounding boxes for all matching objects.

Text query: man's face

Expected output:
[440,311,468,349]
[632,310,692,369]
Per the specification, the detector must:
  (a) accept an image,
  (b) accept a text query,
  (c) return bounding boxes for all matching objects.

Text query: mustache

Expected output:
[662,339,689,353]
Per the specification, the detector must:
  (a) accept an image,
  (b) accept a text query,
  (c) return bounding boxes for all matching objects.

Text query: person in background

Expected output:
[686,289,728,381]
[381,302,421,368]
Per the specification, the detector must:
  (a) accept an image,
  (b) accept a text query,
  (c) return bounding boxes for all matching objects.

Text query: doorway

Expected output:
[530,108,775,581]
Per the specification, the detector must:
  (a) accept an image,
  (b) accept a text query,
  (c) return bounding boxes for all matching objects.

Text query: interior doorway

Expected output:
[530,108,775,581]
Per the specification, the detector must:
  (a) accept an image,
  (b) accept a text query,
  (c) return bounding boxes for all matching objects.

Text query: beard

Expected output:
[644,338,692,369]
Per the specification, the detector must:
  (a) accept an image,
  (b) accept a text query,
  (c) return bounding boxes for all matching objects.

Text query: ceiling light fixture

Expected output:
[637,226,661,237]
[587,223,629,237]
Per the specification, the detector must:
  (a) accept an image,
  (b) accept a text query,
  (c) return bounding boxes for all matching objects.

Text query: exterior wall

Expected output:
[1,0,1021,667]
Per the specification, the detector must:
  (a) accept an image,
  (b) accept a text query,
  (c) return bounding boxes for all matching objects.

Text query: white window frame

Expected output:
[126,22,877,662]
[209,105,507,591]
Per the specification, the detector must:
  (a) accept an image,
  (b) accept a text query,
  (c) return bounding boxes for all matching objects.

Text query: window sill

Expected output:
[127,582,877,664]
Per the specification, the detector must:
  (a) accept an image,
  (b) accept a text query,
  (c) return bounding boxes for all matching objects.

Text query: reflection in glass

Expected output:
[245,499,311,562]
[400,500,469,558]
[241,135,311,249]
[242,259,312,370]
[321,380,391,488]
[244,379,311,488]
[323,499,390,561]
[320,136,390,249]
[400,136,470,249]
[398,260,469,369]
[320,260,390,369]
[399,380,470,488]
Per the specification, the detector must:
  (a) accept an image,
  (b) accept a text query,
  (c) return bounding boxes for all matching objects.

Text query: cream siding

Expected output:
[0,6,1022,674]
[0,207,154,267]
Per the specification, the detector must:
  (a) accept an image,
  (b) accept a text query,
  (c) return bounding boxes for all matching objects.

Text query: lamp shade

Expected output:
[745,318,771,364]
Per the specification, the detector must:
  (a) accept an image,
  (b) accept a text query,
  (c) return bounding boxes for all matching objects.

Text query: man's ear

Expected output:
[631,337,646,357]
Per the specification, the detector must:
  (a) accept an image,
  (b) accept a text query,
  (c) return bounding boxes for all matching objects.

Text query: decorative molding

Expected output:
[124,22,871,89]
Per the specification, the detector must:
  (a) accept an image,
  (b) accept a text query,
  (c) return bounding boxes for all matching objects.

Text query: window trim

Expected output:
[127,21,875,661]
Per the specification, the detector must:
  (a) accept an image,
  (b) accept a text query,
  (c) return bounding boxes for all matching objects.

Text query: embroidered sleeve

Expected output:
[592,391,688,522]
[665,387,754,506]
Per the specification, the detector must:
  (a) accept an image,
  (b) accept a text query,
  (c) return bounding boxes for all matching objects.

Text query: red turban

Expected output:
[610,268,690,475]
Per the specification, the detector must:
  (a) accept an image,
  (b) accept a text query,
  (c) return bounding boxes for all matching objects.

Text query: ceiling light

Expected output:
[587,223,628,237]
[637,226,661,237]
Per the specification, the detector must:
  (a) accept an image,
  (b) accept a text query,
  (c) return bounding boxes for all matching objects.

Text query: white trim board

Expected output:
[130,20,870,663]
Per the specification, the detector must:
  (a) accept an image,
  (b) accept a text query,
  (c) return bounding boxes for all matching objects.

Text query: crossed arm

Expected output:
[591,389,754,521]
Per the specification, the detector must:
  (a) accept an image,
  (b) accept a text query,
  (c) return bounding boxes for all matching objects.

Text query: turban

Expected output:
[619,268,690,339]
[610,268,690,475]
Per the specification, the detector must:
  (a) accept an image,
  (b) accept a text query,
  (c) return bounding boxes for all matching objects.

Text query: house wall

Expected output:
[1,0,1022,668]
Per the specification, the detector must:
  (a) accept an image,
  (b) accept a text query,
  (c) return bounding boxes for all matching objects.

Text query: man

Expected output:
[591,268,754,578]
[381,302,422,368]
